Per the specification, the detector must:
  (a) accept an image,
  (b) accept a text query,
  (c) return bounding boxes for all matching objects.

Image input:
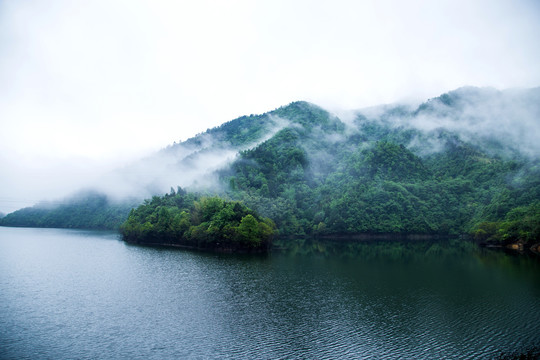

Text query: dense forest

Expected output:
[0,191,135,230]
[218,97,540,245]
[1,87,539,246]
[120,188,275,252]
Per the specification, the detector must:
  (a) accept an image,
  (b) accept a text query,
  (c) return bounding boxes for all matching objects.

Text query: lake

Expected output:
[0,227,539,359]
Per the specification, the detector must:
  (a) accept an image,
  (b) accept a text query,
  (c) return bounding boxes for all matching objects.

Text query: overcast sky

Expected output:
[1,0,539,213]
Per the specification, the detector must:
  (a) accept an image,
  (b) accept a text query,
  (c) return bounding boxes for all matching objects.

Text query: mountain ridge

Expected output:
[2,86,539,244]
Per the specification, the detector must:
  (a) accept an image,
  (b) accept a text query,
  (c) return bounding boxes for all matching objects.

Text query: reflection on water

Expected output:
[276,236,519,259]
[1,227,539,359]
[275,237,540,277]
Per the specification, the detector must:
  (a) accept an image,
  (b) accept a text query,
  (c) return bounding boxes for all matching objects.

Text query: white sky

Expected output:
[1,0,540,213]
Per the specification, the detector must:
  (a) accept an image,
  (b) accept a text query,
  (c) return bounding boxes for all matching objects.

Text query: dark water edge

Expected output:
[3,225,538,256]
[317,232,458,240]
[123,239,270,254]
[1,227,540,359]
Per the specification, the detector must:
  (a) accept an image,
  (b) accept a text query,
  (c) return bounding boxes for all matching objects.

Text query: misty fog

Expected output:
[2,86,539,215]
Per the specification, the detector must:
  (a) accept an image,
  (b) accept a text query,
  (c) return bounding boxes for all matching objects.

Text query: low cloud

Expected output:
[91,115,291,201]
[356,87,540,158]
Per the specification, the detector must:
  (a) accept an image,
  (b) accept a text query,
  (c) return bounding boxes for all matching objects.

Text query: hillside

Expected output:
[0,191,137,230]
[2,87,539,244]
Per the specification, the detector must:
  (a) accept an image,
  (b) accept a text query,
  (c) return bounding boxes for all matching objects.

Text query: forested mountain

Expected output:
[2,87,539,244]
[219,93,539,243]
[0,191,137,230]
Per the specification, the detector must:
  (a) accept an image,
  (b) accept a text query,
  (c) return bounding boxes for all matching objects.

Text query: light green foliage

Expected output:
[237,214,261,246]
[472,202,540,244]
[120,189,275,251]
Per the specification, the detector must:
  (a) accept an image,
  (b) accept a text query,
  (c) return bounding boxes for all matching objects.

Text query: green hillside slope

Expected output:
[2,87,539,244]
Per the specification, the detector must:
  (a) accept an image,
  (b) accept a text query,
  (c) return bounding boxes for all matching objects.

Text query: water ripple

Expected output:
[1,228,540,359]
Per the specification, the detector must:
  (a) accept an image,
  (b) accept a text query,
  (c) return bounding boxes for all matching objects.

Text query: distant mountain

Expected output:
[2,87,539,244]
[0,190,138,230]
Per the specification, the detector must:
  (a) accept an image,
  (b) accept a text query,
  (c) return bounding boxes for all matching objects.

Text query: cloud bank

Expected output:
[1,0,539,212]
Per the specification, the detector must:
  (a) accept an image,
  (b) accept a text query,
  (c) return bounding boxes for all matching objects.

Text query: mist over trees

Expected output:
[1,86,539,245]
[0,191,137,230]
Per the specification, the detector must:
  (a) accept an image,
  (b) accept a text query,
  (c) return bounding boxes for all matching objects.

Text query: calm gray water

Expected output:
[1,227,539,359]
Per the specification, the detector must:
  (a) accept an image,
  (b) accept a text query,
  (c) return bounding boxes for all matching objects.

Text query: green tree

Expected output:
[237,214,261,247]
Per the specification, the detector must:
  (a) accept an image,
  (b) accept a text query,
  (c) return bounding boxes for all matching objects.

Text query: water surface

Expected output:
[1,227,539,359]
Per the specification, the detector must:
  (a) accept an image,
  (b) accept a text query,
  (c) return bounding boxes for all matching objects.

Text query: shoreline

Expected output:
[122,238,270,254]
